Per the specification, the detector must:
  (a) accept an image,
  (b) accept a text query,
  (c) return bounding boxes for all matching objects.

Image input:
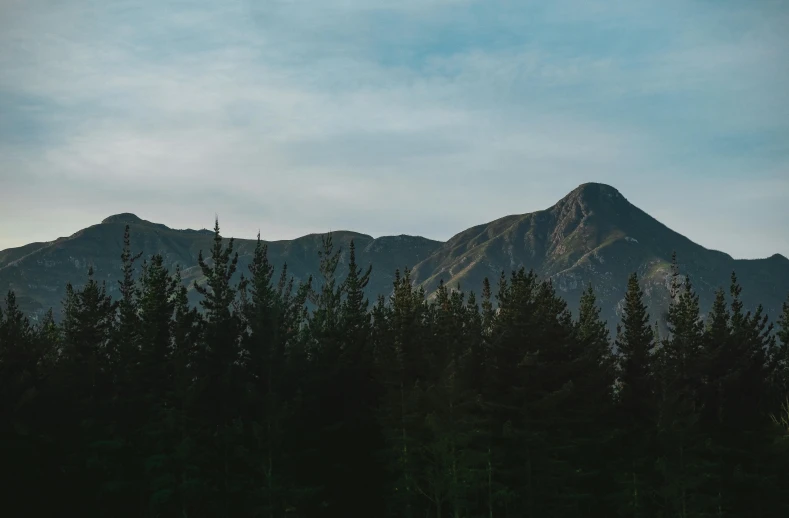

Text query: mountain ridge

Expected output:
[2,183,787,330]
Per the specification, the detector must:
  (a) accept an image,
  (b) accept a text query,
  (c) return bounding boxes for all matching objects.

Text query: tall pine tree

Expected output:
[613,272,656,517]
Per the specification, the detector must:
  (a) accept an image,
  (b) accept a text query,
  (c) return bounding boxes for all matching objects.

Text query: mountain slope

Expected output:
[0,215,441,320]
[409,183,789,328]
[2,183,788,330]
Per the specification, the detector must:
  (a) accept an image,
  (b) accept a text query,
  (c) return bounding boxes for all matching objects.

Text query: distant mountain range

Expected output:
[2,183,788,330]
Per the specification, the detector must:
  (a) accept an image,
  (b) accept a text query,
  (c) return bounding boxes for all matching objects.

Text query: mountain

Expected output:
[0,213,442,321]
[410,182,789,329]
[2,183,788,330]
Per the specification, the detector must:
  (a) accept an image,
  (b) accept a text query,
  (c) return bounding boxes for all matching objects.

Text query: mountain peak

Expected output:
[553,182,629,214]
[101,213,144,225]
[573,182,622,196]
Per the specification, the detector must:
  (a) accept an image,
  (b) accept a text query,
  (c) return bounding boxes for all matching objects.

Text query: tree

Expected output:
[375,268,430,518]
[133,254,182,515]
[575,282,615,403]
[654,266,707,517]
[615,273,655,414]
[701,288,730,425]
[775,294,789,392]
[56,267,119,514]
[410,281,485,518]
[324,239,386,516]
[0,291,57,514]
[570,283,617,515]
[191,218,247,517]
[613,272,656,517]
[169,264,204,516]
[115,224,143,379]
[719,273,780,516]
[109,225,145,511]
[239,232,317,517]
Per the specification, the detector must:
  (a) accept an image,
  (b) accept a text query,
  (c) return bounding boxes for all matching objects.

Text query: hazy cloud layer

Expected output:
[1,0,787,258]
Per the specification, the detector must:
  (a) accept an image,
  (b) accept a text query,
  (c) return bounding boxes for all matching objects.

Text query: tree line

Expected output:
[1,220,788,517]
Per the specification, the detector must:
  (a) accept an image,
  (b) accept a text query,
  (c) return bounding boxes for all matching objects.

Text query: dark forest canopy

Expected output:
[1,222,789,517]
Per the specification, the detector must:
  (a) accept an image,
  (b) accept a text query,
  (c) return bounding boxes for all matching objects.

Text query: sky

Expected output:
[0,0,787,259]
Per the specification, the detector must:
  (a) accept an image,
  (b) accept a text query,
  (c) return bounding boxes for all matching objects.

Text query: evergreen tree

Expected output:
[191,218,247,517]
[701,288,730,425]
[655,266,708,517]
[613,272,656,517]
[616,273,655,413]
[720,273,778,516]
[240,233,315,517]
[107,225,145,511]
[115,224,143,377]
[133,254,182,515]
[698,287,734,515]
[240,233,287,517]
[169,264,205,516]
[0,291,35,493]
[775,294,789,392]
[55,268,119,514]
[473,278,498,518]
[483,269,583,516]
[301,233,345,514]
[570,283,617,515]
[375,268,429,518]
[413,281,484,518]
[328,239,385,516]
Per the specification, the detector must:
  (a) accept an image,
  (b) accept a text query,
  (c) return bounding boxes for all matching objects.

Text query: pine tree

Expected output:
[191,218,246,517]
[108,225,145,511]
[655,266,708,517]
[615,273,655,414]
[375,268,429,518]
[299,233,346,514]
[169,264,203,516]
[576,282,615,403]
[570,283,617,515]
[412,282,484,518]
[0,291,35,435]
[240,233,316,517]
[722,273,779,515]
[613,272,656,517]
[474,278,498,518]
[484,269,539,517]
[0,291,56,513]
[701,288,730,424]
[697,287,734,515]
[775,294,789,392]
[325,239,385,516]
[56,268,119,514]
[116,224,143,377]
[309,232,343,363]
[483,269,581,516]
[134,254,181,516]
[526,278,588,517]
[241,233,286,517]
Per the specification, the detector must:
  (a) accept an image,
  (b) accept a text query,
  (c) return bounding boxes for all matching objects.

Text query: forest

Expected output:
[1,220,788,517]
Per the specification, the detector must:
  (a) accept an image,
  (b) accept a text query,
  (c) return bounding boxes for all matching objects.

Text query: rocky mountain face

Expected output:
[2,183,788,330]
[410,183,789,330]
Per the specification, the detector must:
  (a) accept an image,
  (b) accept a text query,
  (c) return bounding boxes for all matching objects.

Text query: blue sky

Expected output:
[0,0,787,258]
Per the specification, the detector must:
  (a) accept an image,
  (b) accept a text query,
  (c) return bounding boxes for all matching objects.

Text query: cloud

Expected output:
[0,0,787,258]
